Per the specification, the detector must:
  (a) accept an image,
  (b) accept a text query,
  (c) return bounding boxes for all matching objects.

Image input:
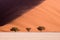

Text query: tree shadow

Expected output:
[0,0,45,26]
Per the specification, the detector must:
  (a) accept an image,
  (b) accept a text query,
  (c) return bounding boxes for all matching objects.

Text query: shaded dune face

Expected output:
[0,0,44,26]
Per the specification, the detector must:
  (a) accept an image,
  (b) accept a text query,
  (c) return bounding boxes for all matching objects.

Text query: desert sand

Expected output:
[0,0,60,32]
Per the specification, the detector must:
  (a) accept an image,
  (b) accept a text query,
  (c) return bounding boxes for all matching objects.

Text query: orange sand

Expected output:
[0,0,60,32]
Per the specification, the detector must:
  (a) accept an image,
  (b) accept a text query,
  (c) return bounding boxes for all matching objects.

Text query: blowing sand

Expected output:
[0,0,60,32]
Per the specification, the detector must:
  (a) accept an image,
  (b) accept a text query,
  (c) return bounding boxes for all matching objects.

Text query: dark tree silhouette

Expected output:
[26,28,31,32]
[37,26,45,32]
[10,27,19,32]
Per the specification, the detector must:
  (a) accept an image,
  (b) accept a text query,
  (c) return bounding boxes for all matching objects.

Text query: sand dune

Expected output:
[0,0,60,32]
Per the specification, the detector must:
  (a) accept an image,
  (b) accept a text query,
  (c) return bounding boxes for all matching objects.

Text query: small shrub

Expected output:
[26,28,31,32]
[10,27,19,32]
[37,26,45,32]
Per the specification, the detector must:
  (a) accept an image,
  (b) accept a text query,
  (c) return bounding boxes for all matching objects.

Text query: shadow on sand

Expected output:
[0,0,45,26]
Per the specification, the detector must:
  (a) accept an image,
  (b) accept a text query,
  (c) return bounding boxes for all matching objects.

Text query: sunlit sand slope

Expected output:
[0,0,60,32]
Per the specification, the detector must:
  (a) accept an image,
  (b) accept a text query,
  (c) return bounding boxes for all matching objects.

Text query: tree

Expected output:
[10,27,19,32]
[37,26,45,32]
[26,28,31,32]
